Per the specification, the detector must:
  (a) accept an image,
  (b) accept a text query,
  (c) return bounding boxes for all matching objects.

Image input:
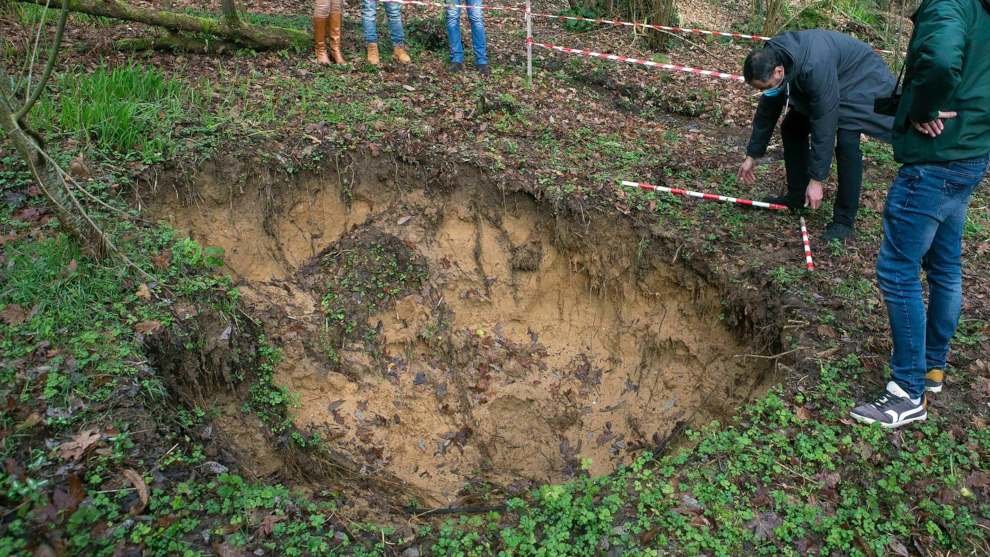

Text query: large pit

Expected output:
[152,158,777,505]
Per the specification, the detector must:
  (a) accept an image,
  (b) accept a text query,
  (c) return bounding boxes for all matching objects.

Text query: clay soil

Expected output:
[152,156,776,506]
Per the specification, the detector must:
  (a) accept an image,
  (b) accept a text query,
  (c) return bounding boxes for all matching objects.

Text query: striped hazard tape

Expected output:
[380,0,526,12]
[800,217,815,271]
[530,11,771,42]
[621,181,788,211]
[530,40,745,82]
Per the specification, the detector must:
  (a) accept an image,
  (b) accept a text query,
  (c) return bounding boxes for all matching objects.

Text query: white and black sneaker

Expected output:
[849,381,927,428]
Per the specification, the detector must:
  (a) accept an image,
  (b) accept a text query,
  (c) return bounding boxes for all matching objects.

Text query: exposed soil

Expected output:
[151,156,777,505]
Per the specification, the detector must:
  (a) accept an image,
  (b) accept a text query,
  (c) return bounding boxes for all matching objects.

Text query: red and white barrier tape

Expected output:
[381,1,894,54]
[529,12,894,54]
[621,180,788,211]
[530,11,770,42]
[531,40,745,81]
[800,217,815,271]
[380,0,526,12]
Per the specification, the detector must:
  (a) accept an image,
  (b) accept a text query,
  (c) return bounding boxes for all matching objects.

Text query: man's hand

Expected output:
[912,111,958,137]
[805,179,824,209]
[737,156,757,185]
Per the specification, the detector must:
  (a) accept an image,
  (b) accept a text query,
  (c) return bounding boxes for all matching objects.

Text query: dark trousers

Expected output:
[780,110,864,227]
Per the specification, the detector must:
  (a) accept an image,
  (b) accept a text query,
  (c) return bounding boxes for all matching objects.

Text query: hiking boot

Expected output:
[925,368,944,393]
[366,43,380,66]
[477,63,491,77]
[762,193,802,210]
[850,381,927,428]
[328,12,346,64]
[450,62,464,73]
[312,17,330,65]
[393,45,412,64]
[822,222,854,243]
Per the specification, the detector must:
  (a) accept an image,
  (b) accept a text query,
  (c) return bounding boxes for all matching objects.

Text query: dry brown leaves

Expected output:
[57,429,101,461]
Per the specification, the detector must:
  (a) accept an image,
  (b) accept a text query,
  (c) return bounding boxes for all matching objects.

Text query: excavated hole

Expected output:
[152,159,777,505]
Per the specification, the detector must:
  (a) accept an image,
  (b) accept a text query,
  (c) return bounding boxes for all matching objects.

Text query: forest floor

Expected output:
[1,0,989,555]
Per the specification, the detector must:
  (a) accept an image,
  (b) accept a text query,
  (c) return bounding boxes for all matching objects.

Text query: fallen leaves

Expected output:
[151,249,172,270]
[1,304,29,326]
[134,320,163,335]
[122,469,149,514]
[57,429,101,461]
[257,514,284,537]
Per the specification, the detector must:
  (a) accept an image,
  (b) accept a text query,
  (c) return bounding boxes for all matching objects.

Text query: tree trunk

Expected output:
[220,0,241,29]
[645,0,678,51]
[114,34,241,54]
[0,70,105,256]
[14,0,308,50]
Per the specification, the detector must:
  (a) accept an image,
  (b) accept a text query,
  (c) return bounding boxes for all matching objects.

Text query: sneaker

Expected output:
[450,62,464,73]
[762,193,801,210]
[925,368,944,393]
[850,381,927,428]
[477,64,491,77]
[822,222,854,243]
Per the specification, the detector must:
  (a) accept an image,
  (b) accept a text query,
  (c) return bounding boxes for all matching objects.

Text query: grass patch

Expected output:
[31,64,196,162]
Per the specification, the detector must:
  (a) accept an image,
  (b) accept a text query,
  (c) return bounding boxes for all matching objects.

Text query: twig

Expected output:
[412,504,507,519]
[25,141,155,281]
[22,0,51,99]
[733,347,799,360]
[17,0,69,121]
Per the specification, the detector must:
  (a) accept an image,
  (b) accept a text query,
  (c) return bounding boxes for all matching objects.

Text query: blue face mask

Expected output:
[762,82,786,97]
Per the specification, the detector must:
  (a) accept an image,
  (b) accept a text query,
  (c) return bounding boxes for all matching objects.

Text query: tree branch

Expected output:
[17,0,69,121]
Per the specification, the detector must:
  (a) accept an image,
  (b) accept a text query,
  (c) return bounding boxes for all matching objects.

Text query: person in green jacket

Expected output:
[850,0,990,428]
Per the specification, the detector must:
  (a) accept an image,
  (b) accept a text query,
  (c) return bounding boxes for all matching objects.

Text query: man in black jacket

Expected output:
[736,30,895,242]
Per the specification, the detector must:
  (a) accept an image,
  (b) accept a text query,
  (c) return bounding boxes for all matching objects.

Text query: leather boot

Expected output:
[328,12,345,64]
[393,45,411,64]
[312,17,330,65]
[367,43,380,66]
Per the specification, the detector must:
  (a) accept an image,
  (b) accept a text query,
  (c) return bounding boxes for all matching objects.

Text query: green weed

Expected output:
[31,64,195,162]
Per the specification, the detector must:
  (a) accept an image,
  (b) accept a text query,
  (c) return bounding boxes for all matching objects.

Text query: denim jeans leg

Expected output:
[446,4,464,63]
[385,0,404,45]
[876,165,941,399]
[876,157,989,399]
[921,159,988,371]
[833,129,863,227]
[466,0,488,65]
[362,0,378,43]
[780,110,811,203]
[922,211,965,371]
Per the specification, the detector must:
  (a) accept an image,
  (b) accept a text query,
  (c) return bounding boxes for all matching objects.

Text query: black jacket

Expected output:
[746,30,896,181]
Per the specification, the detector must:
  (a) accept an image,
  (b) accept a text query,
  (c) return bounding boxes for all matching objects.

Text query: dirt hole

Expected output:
[152,159,775,505]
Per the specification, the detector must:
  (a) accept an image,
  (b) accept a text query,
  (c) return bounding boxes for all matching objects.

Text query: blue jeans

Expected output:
[446,0,488,65]
[876,155,989,399]
[362,0,404,45]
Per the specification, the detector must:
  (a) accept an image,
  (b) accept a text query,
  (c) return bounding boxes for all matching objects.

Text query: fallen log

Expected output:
[14,0,308,50]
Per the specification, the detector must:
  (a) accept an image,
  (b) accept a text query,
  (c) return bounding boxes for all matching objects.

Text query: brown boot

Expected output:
[312,17,330,65]
[328,12,345,64]
[366,43,380,66]
[393,45,411,64]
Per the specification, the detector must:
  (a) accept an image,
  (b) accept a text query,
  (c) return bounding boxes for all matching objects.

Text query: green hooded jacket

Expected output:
[892,0,990,163]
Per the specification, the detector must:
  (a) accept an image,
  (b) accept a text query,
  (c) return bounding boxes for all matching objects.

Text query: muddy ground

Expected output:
[151,155,777,506]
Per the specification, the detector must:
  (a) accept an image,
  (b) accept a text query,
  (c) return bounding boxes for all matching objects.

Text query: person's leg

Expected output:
[386,0,410,63]
[313,0,332,64]
[385,0,405,46]
[445,2,464,64]
[875,164,944,400]
[361,0,378,44]
[832,129,863,228]
[327,0,345,64]
[779,110,811,206]
[922,158,989,376]
[466,0,488,67]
